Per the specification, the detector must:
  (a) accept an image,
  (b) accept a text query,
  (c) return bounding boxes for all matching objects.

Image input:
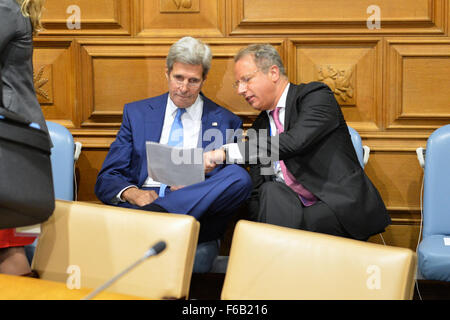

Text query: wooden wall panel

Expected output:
[76,149,109,202]
[78,40,169,127]
[369,224,421,250]
[385,39,450,130]
[41,0,131,35]
[289,38,382,131]
[448,1,450,35]
[78,39,284,128]
[135,0,226,37]
[33,39,77,128]
[28,1,450,252]
[364,151,424,212]
[229,0,447,35]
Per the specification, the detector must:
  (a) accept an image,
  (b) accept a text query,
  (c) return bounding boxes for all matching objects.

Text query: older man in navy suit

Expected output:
[95,37,252,273]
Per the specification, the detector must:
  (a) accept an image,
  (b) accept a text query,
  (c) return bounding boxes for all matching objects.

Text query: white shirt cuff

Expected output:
[223,143,244,163]
[117,185,138,202]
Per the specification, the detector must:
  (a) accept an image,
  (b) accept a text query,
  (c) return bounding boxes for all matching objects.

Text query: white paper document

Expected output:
[444,237,450,246]
[15,224,41,237]
[146,142,205,187]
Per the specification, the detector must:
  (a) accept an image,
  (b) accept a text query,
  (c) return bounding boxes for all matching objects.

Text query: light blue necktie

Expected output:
[159,108,186,197]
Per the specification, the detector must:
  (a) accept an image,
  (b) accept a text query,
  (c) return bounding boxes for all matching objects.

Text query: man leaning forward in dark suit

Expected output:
[204,44,391,241]
[95,37,252,273]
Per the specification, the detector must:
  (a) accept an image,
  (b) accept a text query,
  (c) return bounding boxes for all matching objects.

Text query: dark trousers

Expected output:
[248,181,351,238]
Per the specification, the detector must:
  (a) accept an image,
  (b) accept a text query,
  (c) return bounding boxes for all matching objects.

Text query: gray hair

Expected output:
[235,44,286,77]
[166,37,212,78]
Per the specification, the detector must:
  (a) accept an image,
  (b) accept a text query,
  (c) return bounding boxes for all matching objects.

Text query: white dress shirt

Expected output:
[225,83,290,183]
[117,94,204,201]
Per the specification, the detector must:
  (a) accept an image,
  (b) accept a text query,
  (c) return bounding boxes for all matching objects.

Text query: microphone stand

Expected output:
[82,241,166,300]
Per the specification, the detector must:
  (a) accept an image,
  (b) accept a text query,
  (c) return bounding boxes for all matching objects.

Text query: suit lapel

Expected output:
[200,94,221,149]
[284,83,298,132]
[254,111,270,133]
[139,94,167,185]
[144,93,168,143]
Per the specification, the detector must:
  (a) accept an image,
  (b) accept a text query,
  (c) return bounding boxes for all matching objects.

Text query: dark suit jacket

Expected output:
[95,92,243,205]
[239,82,390,240]
[0,0,49,135]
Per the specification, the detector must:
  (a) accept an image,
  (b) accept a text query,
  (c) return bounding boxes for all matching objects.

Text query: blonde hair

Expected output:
[16,0,45,35]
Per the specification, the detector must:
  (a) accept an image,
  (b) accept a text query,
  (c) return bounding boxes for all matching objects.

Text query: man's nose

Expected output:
[237,82,247,95]
[178,81,189,92]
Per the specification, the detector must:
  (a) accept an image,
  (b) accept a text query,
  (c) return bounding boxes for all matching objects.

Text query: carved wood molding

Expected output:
[34,64,53,105]
[134,0,226,37]
[160,0,199,13]
[288,38,383,131]
[317,64,356,106]
[69,127,432,151]
[228,0,447,35]
[33,38,77,128]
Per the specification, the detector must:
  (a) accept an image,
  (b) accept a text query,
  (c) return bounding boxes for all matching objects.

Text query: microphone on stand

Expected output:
[82,240,167,300]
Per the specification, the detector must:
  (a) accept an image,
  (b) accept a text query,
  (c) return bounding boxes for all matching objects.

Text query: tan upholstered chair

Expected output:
[32,200,199,299]
[221,220,417,300]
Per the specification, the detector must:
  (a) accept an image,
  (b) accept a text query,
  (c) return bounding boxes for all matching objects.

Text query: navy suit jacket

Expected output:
[95,92,243,205]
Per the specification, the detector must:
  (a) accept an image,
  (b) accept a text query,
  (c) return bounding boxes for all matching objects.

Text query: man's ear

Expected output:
[269,65,280,82]
[165,67,169,79]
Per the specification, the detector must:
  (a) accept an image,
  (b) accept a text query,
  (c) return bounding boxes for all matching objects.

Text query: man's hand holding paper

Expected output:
[146,142,205,187]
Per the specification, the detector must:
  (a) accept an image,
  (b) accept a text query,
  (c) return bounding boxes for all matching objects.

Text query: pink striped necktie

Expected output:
[271,107,318,207]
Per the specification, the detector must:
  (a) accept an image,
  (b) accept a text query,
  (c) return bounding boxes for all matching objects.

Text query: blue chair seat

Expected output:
[46,121,76,201]
[348,126,369,168]
[416,124,450,281]
[418,235,450,281]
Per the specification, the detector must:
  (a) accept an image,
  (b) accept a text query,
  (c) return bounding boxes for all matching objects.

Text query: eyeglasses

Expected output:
[232,69,259,89]
[170,74,203,89]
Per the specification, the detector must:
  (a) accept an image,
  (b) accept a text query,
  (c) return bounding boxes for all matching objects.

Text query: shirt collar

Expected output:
[167,94,203,120]
[266,83,290,117]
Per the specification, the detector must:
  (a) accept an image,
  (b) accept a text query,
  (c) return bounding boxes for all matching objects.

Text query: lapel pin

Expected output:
[212,122,218,127]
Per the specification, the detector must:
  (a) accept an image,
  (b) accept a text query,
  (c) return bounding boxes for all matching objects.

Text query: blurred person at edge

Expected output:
[0,0,49,277]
